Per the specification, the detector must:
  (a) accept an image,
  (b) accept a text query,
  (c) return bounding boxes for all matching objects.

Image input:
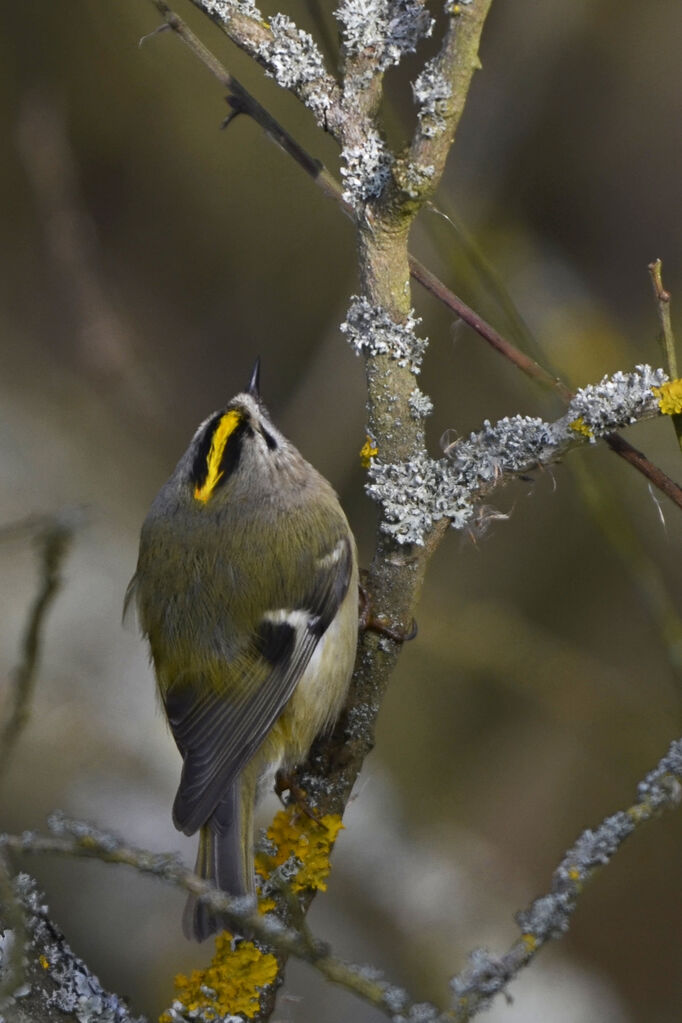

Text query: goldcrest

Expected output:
[127,361,358,940]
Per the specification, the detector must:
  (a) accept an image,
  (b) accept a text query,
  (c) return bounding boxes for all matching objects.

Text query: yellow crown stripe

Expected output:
[194,410,242,503]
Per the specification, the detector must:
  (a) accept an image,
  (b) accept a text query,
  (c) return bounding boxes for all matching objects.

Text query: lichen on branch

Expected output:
[364,365,669,546]
[335,0,433,70]
[341,296,428,373]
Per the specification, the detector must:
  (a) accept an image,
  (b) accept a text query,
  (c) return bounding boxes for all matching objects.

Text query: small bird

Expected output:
[127,360,358,940]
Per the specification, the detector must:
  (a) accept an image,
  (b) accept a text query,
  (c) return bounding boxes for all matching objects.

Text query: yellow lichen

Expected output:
[160,931,278,1022]
[653,378,682,415]
[521,933,538,953]
[39,954,49,970]
[567,866,581,882]
[359,436,378,468]
[569,416,594,438]
[255,807,344,894]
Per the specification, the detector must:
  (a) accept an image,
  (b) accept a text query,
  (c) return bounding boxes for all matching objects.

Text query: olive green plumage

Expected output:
[128,362,358,940]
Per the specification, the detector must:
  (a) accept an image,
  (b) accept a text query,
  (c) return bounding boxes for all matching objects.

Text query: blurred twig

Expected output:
[16,91,165,419]
[2,813,444,1022]
[146,1,682,514]
[451,737,682,1019]
[649,258,682,453]
[0,513,77,781]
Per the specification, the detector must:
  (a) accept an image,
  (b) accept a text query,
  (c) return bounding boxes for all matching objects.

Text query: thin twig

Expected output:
[648,258,682,453]
[184,0,345,137]
[408,253,573,400]
[649,259,678,378]
[150,0,350,213]
[603,432,682,507]
[0,513,77,781]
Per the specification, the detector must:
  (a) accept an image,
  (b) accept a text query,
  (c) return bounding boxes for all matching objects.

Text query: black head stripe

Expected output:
[190,412,224,490]
[262,427,278,451]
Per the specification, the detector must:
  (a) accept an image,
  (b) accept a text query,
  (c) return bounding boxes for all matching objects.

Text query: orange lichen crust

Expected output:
[653,378,682,416]
[160,932,278,1022]
[359,436,378,468]
[255,807,344,896]
[568,416,594,439]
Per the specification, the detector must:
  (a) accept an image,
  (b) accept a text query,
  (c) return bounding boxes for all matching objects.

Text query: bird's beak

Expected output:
[246,356,261,399]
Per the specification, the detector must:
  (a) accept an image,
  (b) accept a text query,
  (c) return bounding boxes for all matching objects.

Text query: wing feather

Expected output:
[169,535,354,835]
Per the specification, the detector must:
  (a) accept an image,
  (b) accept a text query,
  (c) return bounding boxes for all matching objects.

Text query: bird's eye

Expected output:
[262,427,278,451]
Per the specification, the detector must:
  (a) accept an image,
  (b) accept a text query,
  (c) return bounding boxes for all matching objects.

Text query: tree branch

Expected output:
[146,2,682,515]
[1,815,446,1022]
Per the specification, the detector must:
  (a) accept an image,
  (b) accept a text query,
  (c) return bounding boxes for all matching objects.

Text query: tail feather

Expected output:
[183,778,255,941]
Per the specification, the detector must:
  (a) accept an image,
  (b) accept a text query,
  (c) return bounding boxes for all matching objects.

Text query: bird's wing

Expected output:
[167,534,355,835]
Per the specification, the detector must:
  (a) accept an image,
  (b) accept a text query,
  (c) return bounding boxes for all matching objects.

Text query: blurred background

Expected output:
[1,1,682,1020]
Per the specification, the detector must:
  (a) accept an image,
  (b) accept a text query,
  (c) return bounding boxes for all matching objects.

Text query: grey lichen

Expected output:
[340,130,394,206]
[165,1002,242,1023]
[397,160,436,200]
[198,0,262,22]
[366,453,473,545]
[335,0,433,70]
[449,947,510,1009]
[47,812,121,854]
[368,365,667,546]
[258,14,332,118]
[412,58,452,138]
[341,298,428,373]
[566,364,666,439]
[408,387,434,419]
[446,415,556,489]
[637,737,682,807]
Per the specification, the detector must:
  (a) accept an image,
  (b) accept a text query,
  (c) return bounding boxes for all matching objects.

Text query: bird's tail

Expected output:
[182,779,255,941]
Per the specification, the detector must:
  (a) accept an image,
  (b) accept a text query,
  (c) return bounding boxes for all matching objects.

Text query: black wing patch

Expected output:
[168,535,355,836]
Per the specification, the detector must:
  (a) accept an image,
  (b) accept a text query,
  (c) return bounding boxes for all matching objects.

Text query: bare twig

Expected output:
[150,0,350,212]
[0,513,77,781]
[603,432,682,508]
[649,259,678,379]
[648,258,682,453]
[408,254,573,400]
